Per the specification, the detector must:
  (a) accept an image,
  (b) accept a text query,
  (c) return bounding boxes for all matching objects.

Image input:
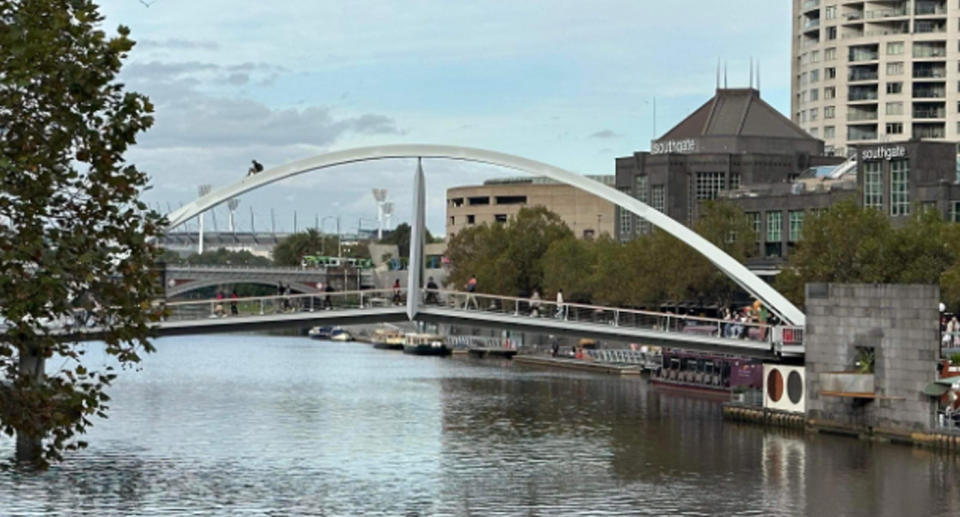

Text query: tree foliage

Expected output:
[273,229,370,266]
[446,202,756,308]
[378,222,437,258]
[0,0,162,467]
[775,201,959,308]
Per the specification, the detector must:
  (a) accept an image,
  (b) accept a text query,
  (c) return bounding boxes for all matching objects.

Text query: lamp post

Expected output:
[197,184,212,254]
[321,215,341,258]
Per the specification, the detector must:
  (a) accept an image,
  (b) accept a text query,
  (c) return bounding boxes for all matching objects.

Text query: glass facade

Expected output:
[635,175,649,234]
[890,158,910,216]
[864,161,883,210]
[651,185,665,213]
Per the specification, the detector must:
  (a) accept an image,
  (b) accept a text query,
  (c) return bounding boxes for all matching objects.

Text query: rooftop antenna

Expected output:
[724,61,728,88]
[757,61,761,93]
[749,57,753,88]
[716,58,721,90]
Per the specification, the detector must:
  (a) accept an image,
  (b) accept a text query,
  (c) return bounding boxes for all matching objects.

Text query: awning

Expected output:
[923,382,950,397]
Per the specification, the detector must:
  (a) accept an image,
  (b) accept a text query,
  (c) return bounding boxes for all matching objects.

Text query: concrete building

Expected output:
[446,176,616,238]
[614,87,843,245]
[792,0,957,156]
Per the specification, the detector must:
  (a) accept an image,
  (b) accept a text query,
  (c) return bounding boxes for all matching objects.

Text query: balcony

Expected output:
[802,0,819,10]
[848,85,879,101]
[848,111,878,121]
[913,85,946,99]
[915,1,946,16]
[915,20,946,33]
[913,48,946,59]
[913,123,945,139]
[849,69,878,81]
[864,7,908,19]
[913,65,946,79]
[804,18,821,30]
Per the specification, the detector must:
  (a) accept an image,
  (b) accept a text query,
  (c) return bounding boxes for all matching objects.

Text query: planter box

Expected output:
[820,372,875,395]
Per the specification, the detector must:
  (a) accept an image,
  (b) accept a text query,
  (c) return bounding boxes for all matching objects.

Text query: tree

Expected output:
[378,222,436,258]
[0,0,162,467]
[445,207,573,296]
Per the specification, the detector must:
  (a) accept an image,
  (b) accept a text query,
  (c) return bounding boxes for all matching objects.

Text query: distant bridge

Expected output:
[163,264,374,297]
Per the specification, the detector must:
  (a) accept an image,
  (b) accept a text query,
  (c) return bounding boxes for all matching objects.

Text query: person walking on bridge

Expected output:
[463,275,478,310]
[555,289,565,320]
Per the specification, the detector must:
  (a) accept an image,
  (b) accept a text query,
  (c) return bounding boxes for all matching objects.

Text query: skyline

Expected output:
[99,0,794,236]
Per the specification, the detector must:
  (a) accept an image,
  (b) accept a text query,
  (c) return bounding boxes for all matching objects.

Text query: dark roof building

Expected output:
[614,87,844,244]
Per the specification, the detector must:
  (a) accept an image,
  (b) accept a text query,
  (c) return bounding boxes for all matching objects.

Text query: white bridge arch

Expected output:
[164,144,805,326]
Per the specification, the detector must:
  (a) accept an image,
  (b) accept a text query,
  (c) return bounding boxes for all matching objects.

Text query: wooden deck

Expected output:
[513,355,644,376]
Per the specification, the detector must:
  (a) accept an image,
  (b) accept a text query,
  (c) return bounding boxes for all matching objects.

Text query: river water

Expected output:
[1,334,959,516]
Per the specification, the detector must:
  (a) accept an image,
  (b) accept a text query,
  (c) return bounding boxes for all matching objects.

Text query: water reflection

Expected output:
[1,335,959,515]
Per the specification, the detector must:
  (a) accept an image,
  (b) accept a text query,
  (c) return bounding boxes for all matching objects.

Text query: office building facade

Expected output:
[793,0,957,156]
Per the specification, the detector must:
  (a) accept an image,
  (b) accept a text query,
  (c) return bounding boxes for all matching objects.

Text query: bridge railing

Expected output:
[162,288,405,321]
[423,288,803,348]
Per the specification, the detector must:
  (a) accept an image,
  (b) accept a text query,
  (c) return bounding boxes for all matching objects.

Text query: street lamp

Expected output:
[197,184,212,254]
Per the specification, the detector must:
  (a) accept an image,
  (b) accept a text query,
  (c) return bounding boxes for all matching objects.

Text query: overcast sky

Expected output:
[99,0,792,236]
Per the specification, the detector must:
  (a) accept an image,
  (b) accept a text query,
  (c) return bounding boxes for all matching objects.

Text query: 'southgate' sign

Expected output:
[861,145,907,161]
[651,138,697,155]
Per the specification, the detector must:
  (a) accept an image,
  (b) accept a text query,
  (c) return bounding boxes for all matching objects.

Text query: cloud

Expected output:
[589,129,619,139]
[137,38,220,51]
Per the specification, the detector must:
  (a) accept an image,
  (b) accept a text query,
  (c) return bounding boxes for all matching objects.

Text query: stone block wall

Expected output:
[804,283,939,432]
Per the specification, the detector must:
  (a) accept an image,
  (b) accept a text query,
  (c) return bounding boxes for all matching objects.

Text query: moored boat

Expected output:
[650,348,762,395]
[309,326,353,341]
[371,327,405,350]
[402,333,450,356]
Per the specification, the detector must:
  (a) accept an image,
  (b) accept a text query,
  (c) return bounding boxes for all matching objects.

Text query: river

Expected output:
[1,334,959,516]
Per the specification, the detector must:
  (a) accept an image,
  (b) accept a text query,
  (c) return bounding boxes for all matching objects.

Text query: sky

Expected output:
[98,0,793,237]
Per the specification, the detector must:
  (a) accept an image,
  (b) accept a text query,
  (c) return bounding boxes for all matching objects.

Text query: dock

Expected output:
[513,355,644,376]
[467,347,519,359]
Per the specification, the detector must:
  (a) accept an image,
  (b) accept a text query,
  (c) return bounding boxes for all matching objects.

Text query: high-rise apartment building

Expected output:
[792,0,955,156]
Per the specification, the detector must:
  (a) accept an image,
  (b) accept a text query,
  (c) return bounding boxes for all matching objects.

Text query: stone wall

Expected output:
[805,283,938,433]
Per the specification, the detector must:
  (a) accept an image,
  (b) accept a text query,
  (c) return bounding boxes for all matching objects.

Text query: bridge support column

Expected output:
[406,158,425,321]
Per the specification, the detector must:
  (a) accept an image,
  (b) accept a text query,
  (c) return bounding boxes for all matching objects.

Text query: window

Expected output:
[825,6,836,19]
[863,161,883,210]
[886,82,903,94]
[634,176,649,234]
[494,214,508,223]
[766,211,782,242]
[887,41,904,55]
[886,101,903,115]
[824,126,835,139]
[651,185,665,212]
[729,173,741,190]
[825,67,836,79]
[890,158,910,216]
[810,107,819,121]
[809,127,819,137]
[827,26,837,40]
[810,88,819,101]
[951,201,960,223]
[468,196,490,206]
[886,62,904,75]
[495,195,527,205]
[449,197,464,207]
[886,122,903,134]
[617,188,631,239]
[824,47,837,61]
[824,106,835,119]
[811,50,820,63]
[789,211,804,242]
[449,216,455,225]
[746,212,760,241]
[800,72,808,86]
[467,214,476,224]
[810,69,820,83]
[824,86,836,99]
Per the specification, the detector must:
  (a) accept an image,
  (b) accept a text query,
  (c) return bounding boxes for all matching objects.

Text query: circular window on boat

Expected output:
[767,369,784,403]
[787,371,803,404]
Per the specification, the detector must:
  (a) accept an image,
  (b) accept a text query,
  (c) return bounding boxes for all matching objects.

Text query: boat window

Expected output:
[670,358,680,370]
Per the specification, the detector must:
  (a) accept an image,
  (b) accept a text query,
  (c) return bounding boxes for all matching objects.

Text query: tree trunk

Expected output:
[15,350,44,464]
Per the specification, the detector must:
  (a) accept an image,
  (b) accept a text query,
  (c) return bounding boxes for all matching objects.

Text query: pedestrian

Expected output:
[214,291,225,317]
[230,289,239,316]
[555,288,565,319]
[425,276,439,304]
[949,315,960,346]
[324,282,335,310]
[529,288,541,317]
[392,279,402,305]
[463,274,478,310]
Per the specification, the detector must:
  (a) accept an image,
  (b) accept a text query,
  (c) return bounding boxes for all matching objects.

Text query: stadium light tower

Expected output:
[372,188,388,240]
[227,198,240,233]
[383,202,394,235]
[197,184,212,254]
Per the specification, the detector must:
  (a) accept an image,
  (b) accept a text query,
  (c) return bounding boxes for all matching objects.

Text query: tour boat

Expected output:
[402,333,450,356]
